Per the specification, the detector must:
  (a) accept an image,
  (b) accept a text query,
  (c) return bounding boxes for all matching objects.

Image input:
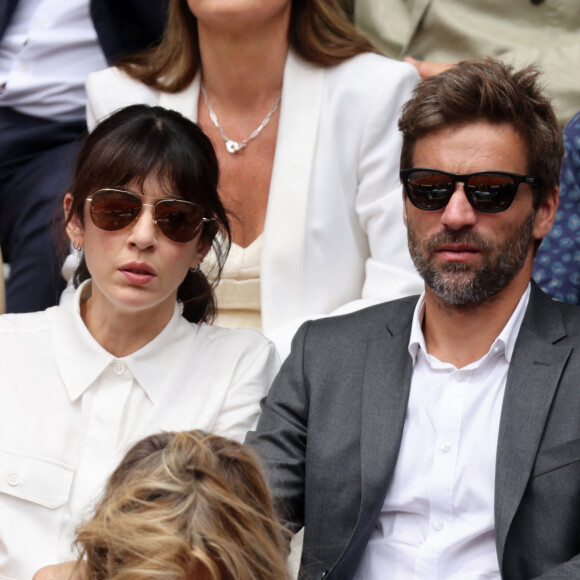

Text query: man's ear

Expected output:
[533,186,559,241]
[64,193,85,249]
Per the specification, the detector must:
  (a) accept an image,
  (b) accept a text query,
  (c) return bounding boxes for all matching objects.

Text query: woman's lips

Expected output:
[119,263,157,285]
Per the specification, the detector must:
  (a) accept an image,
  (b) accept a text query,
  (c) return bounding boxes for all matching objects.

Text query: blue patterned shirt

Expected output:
[533,111,580,305]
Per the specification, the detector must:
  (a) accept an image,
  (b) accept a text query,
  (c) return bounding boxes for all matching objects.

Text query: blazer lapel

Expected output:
[358,313,414,549]
[494,286,572,566]
[261,50,324,333]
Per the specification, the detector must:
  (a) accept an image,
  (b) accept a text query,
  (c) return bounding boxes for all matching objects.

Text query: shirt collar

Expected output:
[52,281,198,403]
[408,284,531,366]
[408,291,427,364]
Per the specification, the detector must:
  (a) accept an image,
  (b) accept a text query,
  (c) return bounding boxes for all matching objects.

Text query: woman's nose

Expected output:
[127,204,158,248]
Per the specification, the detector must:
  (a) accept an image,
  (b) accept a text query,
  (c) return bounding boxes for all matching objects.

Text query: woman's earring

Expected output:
[72,241,83,252]
[189,265,200,273]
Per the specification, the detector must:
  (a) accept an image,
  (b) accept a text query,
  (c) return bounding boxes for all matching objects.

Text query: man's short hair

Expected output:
[398,58,564,207]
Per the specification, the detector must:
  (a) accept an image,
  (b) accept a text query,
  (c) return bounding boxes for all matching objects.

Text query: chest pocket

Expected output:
[0,449,75,579]
[0,448,74,507]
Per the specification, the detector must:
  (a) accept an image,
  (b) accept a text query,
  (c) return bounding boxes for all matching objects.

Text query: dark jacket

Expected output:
[248,283,580,579]
[0,0,169,64]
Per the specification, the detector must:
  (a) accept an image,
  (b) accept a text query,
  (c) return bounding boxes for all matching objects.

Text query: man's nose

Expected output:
[440,184,477,230]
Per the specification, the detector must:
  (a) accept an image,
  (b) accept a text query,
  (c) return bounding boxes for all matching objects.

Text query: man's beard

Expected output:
[408,214,535,307]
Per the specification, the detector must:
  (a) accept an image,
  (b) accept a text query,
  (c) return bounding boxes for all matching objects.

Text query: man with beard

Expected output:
[247,59,580,580]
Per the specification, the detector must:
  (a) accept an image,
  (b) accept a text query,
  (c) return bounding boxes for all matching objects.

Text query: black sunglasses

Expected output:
[400,168,542,213]
[86,189,214,243]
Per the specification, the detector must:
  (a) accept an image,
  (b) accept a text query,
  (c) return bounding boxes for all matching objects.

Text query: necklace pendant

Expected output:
[202,83,281,154]
[226,140,245,154]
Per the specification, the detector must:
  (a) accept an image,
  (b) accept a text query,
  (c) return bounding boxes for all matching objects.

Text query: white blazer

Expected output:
[86,50,423,358]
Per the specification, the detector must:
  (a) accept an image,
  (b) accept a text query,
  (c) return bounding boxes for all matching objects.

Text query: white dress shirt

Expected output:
[0,281,279,580]
[0,0,107,120]
[353,286,531,580]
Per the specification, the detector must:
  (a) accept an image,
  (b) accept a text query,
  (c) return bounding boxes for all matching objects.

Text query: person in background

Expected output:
[83,0,424,359]
[83,430,291,580]
[0,104,278,580]
[247,60,580,580]
[37,430,292,580]
[339,0,580,127]
[0,0,169,313]
[533,110,580,304]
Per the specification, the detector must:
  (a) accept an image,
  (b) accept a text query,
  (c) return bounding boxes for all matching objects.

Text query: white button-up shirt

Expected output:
[0,0,108,120]
[0,282,279,580]
[354,285,530,580]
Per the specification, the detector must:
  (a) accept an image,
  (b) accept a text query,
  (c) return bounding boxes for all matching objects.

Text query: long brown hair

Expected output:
[74,430,292,580]
[117,0,377,93]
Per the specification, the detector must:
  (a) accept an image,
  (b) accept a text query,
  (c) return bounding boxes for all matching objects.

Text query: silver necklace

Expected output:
[201,84,282,154]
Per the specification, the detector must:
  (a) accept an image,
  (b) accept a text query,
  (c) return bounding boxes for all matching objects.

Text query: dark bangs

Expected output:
[69,105,220,219]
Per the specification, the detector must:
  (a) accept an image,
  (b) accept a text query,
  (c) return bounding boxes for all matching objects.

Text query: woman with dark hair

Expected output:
[0,104,279,580]
[65,430,291,580]
[84,0,423,358]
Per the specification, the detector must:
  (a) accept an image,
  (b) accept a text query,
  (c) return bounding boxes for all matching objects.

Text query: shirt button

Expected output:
[455,372,466,382]
[17,61,28,72]
[7,473,20,486]
[433,519,444,531]
[113,361,126,375]
[440,441,452,453]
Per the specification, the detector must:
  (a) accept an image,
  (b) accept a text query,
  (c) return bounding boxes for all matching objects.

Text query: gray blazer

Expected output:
[247,283,580,579]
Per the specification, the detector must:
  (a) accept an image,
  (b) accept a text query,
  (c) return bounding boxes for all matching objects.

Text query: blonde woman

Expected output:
[41,430,292,580]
